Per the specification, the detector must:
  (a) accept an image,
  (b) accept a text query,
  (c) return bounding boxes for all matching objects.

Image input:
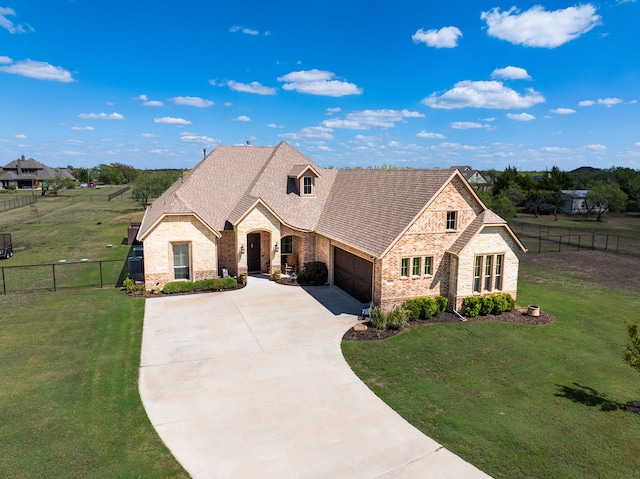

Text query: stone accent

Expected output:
[142,215,218,290]
[236,203,281,275]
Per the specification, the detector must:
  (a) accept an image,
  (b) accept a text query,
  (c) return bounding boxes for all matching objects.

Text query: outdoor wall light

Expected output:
[274,241,279,252]
[240,244,245,254]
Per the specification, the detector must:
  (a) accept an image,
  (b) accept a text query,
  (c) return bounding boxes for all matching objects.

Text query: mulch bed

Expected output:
[124,280,247,298]
[342,307,554,342]
[624,401,640,416]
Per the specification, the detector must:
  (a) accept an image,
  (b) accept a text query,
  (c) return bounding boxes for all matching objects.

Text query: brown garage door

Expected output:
[333,247,373,303]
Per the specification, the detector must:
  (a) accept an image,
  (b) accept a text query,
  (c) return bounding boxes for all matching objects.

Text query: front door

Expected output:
[247,233,261,272]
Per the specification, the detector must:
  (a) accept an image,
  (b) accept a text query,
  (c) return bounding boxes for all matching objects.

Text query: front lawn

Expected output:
[343,253,640,478]
[0,289,188,479]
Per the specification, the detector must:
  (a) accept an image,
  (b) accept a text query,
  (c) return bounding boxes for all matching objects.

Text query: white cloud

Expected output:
[326,107,342,115]
[579,97,624,107]
[417,131,446,139]
[322,109,424,130]
[450,121,491,129]
[235,116,251,122]
[551,108,576,114]
[226,80,277,95]
[179,132,219,146]
[0,55,11,64]
[0,7,34,34]
[0,59,74,82]
[491,66,531,80]
[423,80,544,109]
[267,123,285,129]
[541,147,571,152]
[154,117,191,125]
[412,26,462,48]
[63,139,83,145]
[71,126,95,131]
[507,112,536,121]
[278,69,363,97]
[584,144,607,151]
[280,126,334,140]
[229,25,259,35]
[14,134,27,139]
[78,112,124,120]
[170,96,214,107]
[481,5,601,48]
[139,133,158,138]
[135,94,163,106]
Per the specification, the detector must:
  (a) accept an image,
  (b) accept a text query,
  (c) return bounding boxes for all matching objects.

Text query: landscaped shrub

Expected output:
[403,295,449,320]
[387,306,409,330]
[463,297,482,317]
[463,293,515,317]
[403,298,423,320]
[435,295,448,315]
[122,276,144,293]
[369,307,387,330]
[162,281,197,294]
[296,261,328,285]
[222,276,237,289]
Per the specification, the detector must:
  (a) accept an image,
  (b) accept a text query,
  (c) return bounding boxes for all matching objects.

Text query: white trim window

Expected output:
[172,243,190,280]
[424,256,433,276]
[474,253,505,293]
[400,258,409,277]
[446,211,457,230]
[302,176,314,196]
[412,257,421,277]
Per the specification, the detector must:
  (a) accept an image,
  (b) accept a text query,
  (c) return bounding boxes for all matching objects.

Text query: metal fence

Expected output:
[0,259,129,294]
[108,185,130,201]
[0,194,37,212]
[511,220,639,256]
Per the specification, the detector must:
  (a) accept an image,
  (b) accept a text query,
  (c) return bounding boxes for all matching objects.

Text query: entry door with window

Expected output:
[247,233,261,272]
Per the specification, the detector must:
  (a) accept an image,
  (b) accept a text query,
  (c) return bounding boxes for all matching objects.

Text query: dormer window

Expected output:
[302,176,314,196]
[288,164,320,197]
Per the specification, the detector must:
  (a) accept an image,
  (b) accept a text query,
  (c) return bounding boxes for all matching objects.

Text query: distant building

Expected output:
[0,155,75,189]
[449,166,490,191]
[559,190,607,215]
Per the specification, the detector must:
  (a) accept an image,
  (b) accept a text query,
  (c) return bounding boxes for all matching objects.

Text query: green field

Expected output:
[0,190,188,478]
[343,253,640,478]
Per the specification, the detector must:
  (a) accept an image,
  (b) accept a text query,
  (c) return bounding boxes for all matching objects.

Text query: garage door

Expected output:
[333,247,373,303]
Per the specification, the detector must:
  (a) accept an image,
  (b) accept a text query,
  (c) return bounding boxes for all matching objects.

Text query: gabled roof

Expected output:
[447,210,527,255]
[138,142,508,257]
[316,168,459,257]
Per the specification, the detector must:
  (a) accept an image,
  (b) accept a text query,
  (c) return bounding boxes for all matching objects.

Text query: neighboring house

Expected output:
[449,166,490,191]
[137,142,526,311]
[0,155,75,189]
[559,190,606,215]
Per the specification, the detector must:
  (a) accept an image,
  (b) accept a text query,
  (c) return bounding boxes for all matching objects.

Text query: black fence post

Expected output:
[591,233,595,250]
[52,264,57,292]
[1,267,5,295]
[99,261,103,288]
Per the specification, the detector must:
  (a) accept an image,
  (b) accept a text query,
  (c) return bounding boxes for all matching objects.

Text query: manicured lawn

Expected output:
[343,255,640,478]
[0,190,187,478]
[0,289,188,478]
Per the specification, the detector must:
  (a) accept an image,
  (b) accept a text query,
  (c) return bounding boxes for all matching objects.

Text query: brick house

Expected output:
[0,155,75,189]
[137,142,526,311]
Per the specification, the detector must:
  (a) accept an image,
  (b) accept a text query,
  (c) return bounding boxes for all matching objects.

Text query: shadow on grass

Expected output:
[555,383,623,412]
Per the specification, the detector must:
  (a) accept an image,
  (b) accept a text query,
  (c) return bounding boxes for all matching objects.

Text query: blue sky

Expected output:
[1,1,639,171]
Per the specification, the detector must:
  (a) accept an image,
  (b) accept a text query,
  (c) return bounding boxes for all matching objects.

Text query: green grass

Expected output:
[0,289,187,478]
[0,190,187,478]
[343,257,640,478]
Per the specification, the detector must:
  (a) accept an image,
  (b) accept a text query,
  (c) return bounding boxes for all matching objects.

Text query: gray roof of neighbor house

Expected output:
[1,156,76,182]
[138,142,521,257]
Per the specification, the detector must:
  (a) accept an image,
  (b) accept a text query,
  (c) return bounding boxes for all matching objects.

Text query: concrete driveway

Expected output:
[139,276,491,478]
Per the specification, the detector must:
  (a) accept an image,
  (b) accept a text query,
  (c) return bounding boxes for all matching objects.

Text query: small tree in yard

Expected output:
[586,183,627,221]
[132,171,179,206]
[623,322,640,415]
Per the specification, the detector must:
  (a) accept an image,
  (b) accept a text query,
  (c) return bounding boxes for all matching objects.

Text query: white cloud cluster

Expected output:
[180,132,219,146]
[550,108,576,114]
[170,96,214,108]
[78,112,124,120]
[226,80,277,95]
[481,5,601,48]
[154,117,191,125]
[229,26,259,35]
[450,121,492,129]
[423,80,544,109]
[491,66,531,80]
[507,112,536,121]
[412,26,462,48]
[278,69,362,97]
[0,59,73,82]
[322,109,423,130]
[416,131,446,139]
[71,126,95,131]
[0,7,34,34]
[579,98,624,107]
[135,94,163,106]
[280,126,334,140]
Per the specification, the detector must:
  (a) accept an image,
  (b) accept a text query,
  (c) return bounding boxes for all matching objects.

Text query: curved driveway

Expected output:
[139,276,491,478]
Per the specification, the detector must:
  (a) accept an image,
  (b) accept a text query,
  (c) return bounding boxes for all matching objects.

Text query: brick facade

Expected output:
[236,203,281,275]
[142,215,218,290]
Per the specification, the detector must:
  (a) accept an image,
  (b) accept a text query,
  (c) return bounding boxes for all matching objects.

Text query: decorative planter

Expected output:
[527,305,540,317]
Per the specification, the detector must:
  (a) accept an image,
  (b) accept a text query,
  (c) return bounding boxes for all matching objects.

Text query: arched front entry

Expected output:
[243,230,273,274]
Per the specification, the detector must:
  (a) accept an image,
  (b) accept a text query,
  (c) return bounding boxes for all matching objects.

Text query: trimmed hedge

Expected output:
[162,277,238,294]
[296,261,328,285]
[462,293,515,318]
[403,296,448,320]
